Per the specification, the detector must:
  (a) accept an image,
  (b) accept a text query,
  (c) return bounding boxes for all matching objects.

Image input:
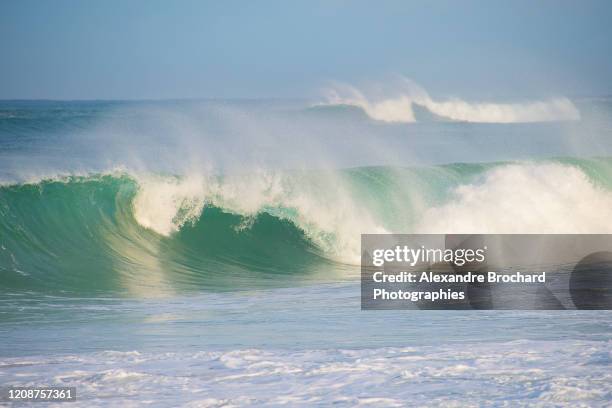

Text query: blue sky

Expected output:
[1,0,611,99]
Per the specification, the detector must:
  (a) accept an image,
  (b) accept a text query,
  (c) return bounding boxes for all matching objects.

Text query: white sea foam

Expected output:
[132,174,206,236]
[323,78,580,123]
[2,340,610,407]
[423,96,580,123]
[416,163,612,234]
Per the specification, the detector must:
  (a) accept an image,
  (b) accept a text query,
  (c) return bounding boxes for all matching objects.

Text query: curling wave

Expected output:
[1,158,612,294]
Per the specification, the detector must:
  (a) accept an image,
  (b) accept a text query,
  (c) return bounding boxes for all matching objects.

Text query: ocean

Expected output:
[1,92,612,406]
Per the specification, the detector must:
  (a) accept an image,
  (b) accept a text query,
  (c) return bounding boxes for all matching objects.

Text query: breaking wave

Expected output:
[1,158,612,294]
[321,78,581,123]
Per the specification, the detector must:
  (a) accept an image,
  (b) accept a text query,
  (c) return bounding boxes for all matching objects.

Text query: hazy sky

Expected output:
[1,0,611,100]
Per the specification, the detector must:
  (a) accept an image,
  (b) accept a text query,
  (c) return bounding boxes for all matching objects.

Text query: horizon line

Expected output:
[1,93,611,103]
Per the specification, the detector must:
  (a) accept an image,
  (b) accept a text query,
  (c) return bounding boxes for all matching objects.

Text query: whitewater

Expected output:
[1,88,612,406]
[321,77,581,123]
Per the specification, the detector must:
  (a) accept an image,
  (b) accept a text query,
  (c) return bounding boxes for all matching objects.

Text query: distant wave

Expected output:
[2,158,612,294]
[320,78,581,123]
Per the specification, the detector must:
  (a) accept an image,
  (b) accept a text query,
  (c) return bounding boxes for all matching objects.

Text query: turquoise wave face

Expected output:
[2,158,612,295]
[0,175,339,295]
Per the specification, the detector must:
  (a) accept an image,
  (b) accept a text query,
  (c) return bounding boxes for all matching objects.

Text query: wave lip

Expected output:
[321,78,581,123]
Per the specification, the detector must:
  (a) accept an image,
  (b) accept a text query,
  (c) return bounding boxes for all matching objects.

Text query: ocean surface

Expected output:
[1,91,612,406]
